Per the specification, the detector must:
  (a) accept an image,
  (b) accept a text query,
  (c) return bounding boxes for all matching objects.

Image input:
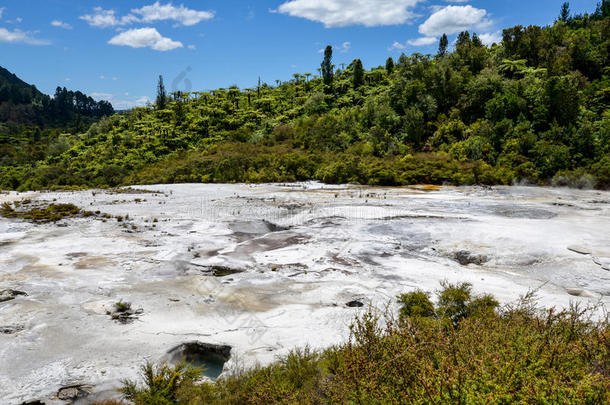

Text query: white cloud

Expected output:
[419,5,490,37]
[91,92,113,99]
[0,27,49,45]
[81,3,213,28]
[5,17,24,24]
[0,8,4,19]
[318,42,351,53]
[276,0,421,28]
[51,20,72,30]
[132,2,214,26]
[99,75,106,80]
[91,93,151,110]
[479,31,502,46]
[187,44,196,50]
[389,36,436,51]
[108,27,183,51]
[388,41,407,51]
[80,7,137,28]
[407,36,437,46]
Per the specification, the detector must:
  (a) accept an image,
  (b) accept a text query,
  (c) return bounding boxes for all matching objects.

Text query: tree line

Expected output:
[0,1,609,190]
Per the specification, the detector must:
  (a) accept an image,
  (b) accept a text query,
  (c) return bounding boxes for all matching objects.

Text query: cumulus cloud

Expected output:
[276,0,421,28]
[389,36,436,51]
[388,41,407,51]
[0,27,49,45]
[108,27,183,51]
[408,36,437,46]
[419,5,490,37]
[51,20,72,29]
[132,2,214,26]
[80,7,137,28]
[479,31,502,46]
[81,3,213,28]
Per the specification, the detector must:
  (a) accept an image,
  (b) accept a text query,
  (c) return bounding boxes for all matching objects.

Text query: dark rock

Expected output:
[57,384,93,401]
[21,401,45,405]
[0,289,27,303]
[346,300,364,308]
[0,325,25,334]
[454,251,489,266]
[208,266,244,277]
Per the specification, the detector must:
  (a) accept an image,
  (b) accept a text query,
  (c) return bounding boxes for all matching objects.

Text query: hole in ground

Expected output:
[167,342,232,380]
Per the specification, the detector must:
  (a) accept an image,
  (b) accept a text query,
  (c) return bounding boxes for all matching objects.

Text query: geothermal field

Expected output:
[1,183,609,404]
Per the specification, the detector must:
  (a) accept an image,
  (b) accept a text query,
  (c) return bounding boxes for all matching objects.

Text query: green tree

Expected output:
[352,59,364,88]
[499,59,528,78]
[438,33,449,58]
[321,45,334,93]
[559,2,571,21]
[155,75,167,110]
[601,0,610,17]
[385,57,394,74]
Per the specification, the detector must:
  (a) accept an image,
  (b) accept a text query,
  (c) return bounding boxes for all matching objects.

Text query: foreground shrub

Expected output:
[120,362,213,405]
[120,286,609,404]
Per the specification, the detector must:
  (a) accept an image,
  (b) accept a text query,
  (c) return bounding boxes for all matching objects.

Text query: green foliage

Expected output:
[560,2,571,22]
[121,362,210,405]
[0,202,82,223]
[156,75,167,110]
[121,286,609,404]
[321,45,334,93]
[397,290,435,318]
[352,59,364,88]
[0,66,113,128]
[1,5,610,190]
[385,57,394,74]
[438,33,449,58]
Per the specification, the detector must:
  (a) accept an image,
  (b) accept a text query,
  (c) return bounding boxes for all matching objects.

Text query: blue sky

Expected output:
[0,0,600,109]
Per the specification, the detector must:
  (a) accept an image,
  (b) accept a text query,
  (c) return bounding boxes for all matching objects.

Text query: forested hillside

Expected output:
[0,67,114,127]
[0,65,115,182]
[1,2,609,191]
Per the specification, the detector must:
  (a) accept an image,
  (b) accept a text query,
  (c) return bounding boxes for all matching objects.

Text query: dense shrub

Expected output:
[116,285,609,405]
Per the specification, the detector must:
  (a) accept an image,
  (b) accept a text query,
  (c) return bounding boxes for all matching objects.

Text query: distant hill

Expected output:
[0,66,114,127]
[0,3,609,191]
[0,66,42,94]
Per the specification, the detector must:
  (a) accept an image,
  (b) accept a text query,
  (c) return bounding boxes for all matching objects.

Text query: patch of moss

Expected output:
[1,202,82,223]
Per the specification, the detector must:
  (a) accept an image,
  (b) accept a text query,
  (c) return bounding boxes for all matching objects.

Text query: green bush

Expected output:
[397,290,435,318]
[119,285,609,404]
